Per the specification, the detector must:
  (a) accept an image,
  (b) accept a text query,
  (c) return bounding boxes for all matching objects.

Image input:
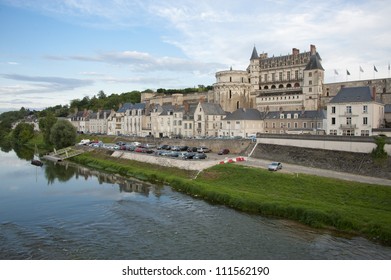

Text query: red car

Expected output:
[217,149,230,155]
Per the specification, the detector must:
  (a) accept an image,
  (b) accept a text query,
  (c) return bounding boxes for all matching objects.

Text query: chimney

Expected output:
[310,44,316,55]
[292,48,299,55]
[372,86,377,101]
[199,96,205,103]
[184,101,190,113]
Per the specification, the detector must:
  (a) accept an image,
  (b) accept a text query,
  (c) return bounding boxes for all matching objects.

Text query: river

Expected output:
[0,149,390,260]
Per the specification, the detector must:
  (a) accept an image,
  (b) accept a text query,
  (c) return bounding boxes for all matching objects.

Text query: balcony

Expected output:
[340,124,357,129]
[339,111,358,117]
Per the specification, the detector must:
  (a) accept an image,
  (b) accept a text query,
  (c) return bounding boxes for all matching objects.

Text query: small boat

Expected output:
[31,145,43,167]
[31,159,44,167]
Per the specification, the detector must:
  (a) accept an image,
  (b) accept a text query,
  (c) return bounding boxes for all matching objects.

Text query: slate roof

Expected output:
[200,102,226,115]
[264,110,326,120]
[223,108,264,121]
[250,46,259,60]
[117,103,146,113]
[329,86,377,103]
[304,53,324,71]
[89,110,111,119]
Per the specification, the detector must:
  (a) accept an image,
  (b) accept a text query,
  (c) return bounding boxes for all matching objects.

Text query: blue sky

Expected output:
[0,0,390,112]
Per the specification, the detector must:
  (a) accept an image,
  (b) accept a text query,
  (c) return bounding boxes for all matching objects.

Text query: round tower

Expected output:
[213,69,252,112]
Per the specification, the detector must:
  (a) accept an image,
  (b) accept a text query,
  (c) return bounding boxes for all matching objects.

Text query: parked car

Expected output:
[182,152,195,159]
[78,139,90,145]
[157,144,170,150]
[197,146,210,153]
[193,153,207,159]
[268,162,282,171]
[187,146,198,152]
[217,148,230,155]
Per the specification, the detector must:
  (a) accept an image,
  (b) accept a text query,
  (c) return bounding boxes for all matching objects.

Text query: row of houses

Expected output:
[69,86,388,138]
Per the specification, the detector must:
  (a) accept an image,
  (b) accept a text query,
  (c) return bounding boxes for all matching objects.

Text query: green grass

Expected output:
[71,150,391,246]
[191,164,391,245]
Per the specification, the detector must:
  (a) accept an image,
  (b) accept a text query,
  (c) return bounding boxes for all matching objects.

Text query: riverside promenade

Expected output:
[111,150,391,186]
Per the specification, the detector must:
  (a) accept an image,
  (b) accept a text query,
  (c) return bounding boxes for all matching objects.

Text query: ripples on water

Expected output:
[0,155,390,260]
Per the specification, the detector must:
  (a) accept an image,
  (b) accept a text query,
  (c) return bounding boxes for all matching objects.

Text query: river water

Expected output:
[0,149,390,260]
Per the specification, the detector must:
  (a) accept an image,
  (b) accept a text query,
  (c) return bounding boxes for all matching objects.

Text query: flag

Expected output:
[359,66,364,72]
[334,69,339,75]
[346,69,350,75]
[374,65,378,72]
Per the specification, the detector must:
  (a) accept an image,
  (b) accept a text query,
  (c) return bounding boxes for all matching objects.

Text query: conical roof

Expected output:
[304,53,324,71]
[250,46,258,60]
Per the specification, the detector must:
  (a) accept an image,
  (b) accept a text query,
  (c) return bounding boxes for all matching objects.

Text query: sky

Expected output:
[0,0,390,112]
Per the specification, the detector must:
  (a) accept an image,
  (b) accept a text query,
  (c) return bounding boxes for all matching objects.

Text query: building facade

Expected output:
[327,86,384,136]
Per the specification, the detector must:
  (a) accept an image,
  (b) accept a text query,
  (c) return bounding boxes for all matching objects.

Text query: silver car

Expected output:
[268,162,282,171]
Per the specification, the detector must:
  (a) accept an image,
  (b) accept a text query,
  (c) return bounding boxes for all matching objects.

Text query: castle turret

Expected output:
[303,45,324,110]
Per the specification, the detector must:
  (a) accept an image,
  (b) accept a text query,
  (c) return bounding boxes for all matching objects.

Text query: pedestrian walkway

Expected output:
[239,157,391,186]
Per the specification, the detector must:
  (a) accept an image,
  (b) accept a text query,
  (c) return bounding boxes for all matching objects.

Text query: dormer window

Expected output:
[287,114,291,119]
[280,114,284,119]
[294,113,298,119]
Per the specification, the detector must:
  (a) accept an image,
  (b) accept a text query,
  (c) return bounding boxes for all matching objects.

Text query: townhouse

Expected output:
[327,86,384,136]
[220,108,265,138]
[264,110,326,134]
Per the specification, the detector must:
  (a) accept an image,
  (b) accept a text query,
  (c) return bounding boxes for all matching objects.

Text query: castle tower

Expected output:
[249,46,260,92]
[213,68,252,112]
[303,45,324,110]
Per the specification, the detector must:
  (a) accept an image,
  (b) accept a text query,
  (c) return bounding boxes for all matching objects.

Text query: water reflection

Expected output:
[44,160,159,198]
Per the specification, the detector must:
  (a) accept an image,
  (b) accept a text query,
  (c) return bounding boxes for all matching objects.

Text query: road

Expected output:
[238,157,391,186]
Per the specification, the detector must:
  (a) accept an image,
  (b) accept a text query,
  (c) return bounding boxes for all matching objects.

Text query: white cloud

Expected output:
[46,50,225,73]
[0,74,94,94]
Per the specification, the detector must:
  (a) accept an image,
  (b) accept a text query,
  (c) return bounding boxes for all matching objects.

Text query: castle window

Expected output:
[309,72,312,77]
[279,84,284,88]
[229,90,232,99]
[279,72,282,81]
[236,101,240,109]
[230,77,232,82]
[309,87,312,92]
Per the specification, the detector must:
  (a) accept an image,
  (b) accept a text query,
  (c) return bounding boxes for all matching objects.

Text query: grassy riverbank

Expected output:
[72,150,391,246]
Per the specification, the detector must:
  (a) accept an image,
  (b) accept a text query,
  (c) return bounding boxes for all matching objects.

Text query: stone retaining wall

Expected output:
[252,143,391,180]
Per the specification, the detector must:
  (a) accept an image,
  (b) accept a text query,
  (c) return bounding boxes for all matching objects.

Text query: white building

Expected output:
[327,86,384,136]
[220,108,264,137]
[194,102,226,137]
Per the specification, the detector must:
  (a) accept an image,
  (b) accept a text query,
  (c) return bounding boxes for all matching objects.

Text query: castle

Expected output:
[70,44,391,137]
[142,44,390,113]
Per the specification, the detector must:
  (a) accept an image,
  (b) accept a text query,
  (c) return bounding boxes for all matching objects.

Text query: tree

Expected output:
[12,122,34,144]
[49,120,77,149]
[39,112,57,146]
[97,90,106,99]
